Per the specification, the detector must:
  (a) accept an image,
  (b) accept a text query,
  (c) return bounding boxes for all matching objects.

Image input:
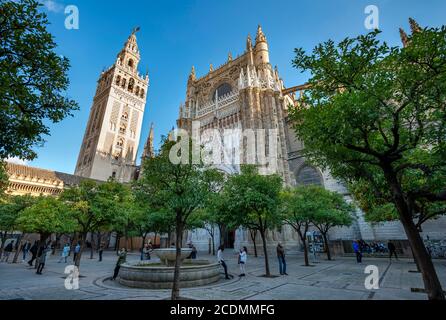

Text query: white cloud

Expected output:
[42,0,65,13]
[6,157,28,166]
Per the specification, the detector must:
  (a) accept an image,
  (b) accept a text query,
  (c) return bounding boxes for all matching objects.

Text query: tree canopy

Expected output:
[0,0,78,160]
[289,20,446,299]
[223,165,283,276]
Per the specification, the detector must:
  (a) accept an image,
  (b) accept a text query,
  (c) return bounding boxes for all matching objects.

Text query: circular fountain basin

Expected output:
[154,248,192,266]
[118,259,221,289]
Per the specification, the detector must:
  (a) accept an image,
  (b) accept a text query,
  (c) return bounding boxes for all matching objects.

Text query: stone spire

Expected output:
[189,65,196,81]
[409,18,421,33]
[142,122,155,160]
[246,34,253,51]
[399,28,408,47]
[255,24,267,44]
[209,63,214,72]
[254,25,269,65]
[117,27,141,69]
[228,52,232,62]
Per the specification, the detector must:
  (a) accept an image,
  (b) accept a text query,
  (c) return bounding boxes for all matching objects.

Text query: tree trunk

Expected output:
[53,233,60,255]
[259,229,270,276]
[211,232,215,256]
[384,166,444,300]
[70,233,78,256]
[400,210,444,299]
[322,232,331,260]
[218,224,226,247]
[0,232,8,259]
[249,229,258,257]
[302,238,309,266]
[89,233,95,259]
[36,232,51,268]
[124,228,128,251]
[140,234,147,261]
[171,216,183,300]
[115,234,120,252]
[167,228,172,248]
[293,226,310,266]
[74,233,87,271]
[97,232,102,253]
[12,233,24,263]
[409,244,421,272]
[106,232,111,249]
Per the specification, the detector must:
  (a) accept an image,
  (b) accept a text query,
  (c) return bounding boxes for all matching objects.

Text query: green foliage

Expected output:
[290,25,446,223]
[61,179,131,235]
[0,194,36,232]
[290,21,446,297]
[309,186,354,233]
[0,0,78,160]
[16,196,75,234]
[0,161,8,197]
[135,138,209,226]
[198,169,228,229]
[280,186,317,232]
[146,210,174,235]
[224,165,283,232]
[135,136,219,299]
[222,165,283,275]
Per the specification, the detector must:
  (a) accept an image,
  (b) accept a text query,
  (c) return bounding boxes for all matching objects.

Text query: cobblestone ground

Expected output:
[0,250,445,300]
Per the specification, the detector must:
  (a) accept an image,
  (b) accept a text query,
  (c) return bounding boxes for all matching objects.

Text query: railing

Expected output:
[196,90,239,118]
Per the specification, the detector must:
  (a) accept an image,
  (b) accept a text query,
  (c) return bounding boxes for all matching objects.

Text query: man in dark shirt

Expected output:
[388,240,398,261]
[277,243,288,275]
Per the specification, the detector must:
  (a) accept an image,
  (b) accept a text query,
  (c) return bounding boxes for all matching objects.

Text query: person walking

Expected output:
[73,242,81,262]
[28,241,39,266]
[98,242,104,262]
[36,244,50,275]
[353,240,362,263]
[147,242,153,260]
[217,245,230,279]
[22,240,31,262]
[191,244,197,259]
[141,243,149,261]
[238,246,247,277]
[58,243,70,263]
[388,240,398,261]
[1,241,14,262]
[277,243,288,275]
[112,248,127,280]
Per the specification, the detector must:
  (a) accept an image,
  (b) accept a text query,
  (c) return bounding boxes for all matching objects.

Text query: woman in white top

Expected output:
[239,246,247,277]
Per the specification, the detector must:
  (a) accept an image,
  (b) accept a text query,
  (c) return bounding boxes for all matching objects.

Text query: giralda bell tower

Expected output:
[75,28,149,182]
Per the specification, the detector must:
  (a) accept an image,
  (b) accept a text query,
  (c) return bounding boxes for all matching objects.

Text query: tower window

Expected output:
[135,86,140,96]
[140,88,145,99]
[121,78,126,88]
[119,124,126,134]
[128,59,134,69]
[111,171,116,179]
[116,75,121,85]
[116,138,124,148]
[128,78,135,93]
[121,112,128,120]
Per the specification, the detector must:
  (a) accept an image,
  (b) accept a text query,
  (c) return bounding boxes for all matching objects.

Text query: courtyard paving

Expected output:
[0,250,445,300]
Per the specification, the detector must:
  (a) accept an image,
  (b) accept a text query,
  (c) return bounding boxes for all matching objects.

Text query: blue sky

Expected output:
[21,0,445,173]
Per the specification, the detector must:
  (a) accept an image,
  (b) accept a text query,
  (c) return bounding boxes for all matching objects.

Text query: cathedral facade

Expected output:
[74,30,149,183]
[176,26,313,252]
[176,26,446,254]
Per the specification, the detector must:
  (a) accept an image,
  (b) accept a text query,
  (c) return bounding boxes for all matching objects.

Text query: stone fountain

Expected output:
[118,248,221,289]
